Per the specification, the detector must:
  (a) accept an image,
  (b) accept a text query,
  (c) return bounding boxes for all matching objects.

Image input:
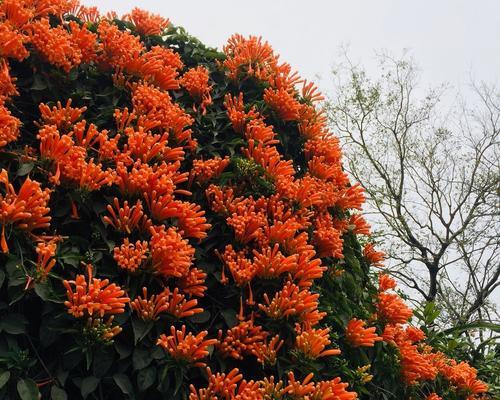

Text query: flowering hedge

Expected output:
[0,2,491,399]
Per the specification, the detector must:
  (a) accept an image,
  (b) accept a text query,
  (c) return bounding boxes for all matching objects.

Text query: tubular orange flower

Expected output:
[313,377,358,400]
[252,244,298,279]
[345,318,382,348]
[217,319,268,360]
[378,273,396,291]
[0,102,20,148]
[224,92,260,133]
[113,239,148,272]
[177,267,207,298]
[29,18,82,72]
[363,243,385,268]
[263,87,300,121]
[243,139,295,180]
[251,334,283,366]
[158,325,217,367]
[124,7,170,36]
[226,207,266,245]
[222,34,278,82]
[0,171,51,252]
[426,394,442,400]
[220,245,257,287]
[34,238,59,279]
[68,20,100,64]
[0,22,29,60]
[180,66,212,114]
[284,372,315,398]
[190,157,230,185]
[39,99,87,129]
[149,225,195,278]
[377,292,413,325]
[295,327,341,358]
[78,159,115,191]
[259,281,325,327]
[336,183,365,211]
[189,367,243,400]
[97,20,144,68]
[348,214,371,236]
[103,198,145,234]
[131,287,203,320]
[130,287,170,321]
[63,264,129,318]
[313,213,344,259]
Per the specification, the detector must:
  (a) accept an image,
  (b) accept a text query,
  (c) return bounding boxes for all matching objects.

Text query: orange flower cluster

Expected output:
[0,170,51,253]
[131,287,203,321]
[180,66,213,114]
[345,318,382,348]
[0,3,489,397]
[295,326,341,359]
[63,264,129,318]
[157,325,217,367]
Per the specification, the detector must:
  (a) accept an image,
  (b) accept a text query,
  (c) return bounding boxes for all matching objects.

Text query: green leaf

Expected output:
[0,371,10,390]
[80,376,99,399]
[51,386,68,400]
[0,313,28,334]
[131,317,153,344]
[0,270,5,289]
[133,348,151,370]
[17,163,34,177]
[113,373,133,396]
[17,378,40,400]
[137,366,156,391]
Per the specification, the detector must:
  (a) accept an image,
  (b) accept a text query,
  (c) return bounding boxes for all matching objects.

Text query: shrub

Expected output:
[0,1,491,399]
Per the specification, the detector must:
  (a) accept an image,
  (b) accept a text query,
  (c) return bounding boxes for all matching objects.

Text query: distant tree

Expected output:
[326,52,499,329]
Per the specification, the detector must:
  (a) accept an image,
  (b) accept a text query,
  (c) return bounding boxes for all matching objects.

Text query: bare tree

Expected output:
[326,51,499,327]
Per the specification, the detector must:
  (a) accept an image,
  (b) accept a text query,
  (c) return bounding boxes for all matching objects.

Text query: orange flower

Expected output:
[313,213,344,259]
[77,159,115,191]
[217,319,268,360]
[34,237,61,279]
[259,281,325,327]
[378,273,396,291]
[295,327,341,358]
[0,171,51,252]
[284,372,315,398]
[0,59,18,99]
[363,243,385,268]
[220,245,257,287]
[222,34,278,82]
[63,264,129,318]
[149,225,195,278]
[180,66,212,114]
[131,287,203,321]
[189,367,243,400]
[348,214,371,236]
[226,207,266,245]
[103,198,146,234]
[97,20,144,69]
[377,292,413,325]
[243,139,295,180]
[29,18,82,72]
[113,239,148,272]
[124,7,170,36]
[263,87,300,121]
[426,394,442,400]
[245,119,279,146]
[252,244,298,279]
[336,183,365,211]
[68,21,100,64]
[177,267,207,298]
[252,335,283,366]
[0,102,20,148]
[0,22,29,61]
[158,325,217,367]
[190,157,230,185]
[224,92,260,133]
[312,377,357,400]
[39,99,87,130]
[345,318,382,347]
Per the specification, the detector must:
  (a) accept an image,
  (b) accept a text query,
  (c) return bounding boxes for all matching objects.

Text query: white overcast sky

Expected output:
[80,0,500,96]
